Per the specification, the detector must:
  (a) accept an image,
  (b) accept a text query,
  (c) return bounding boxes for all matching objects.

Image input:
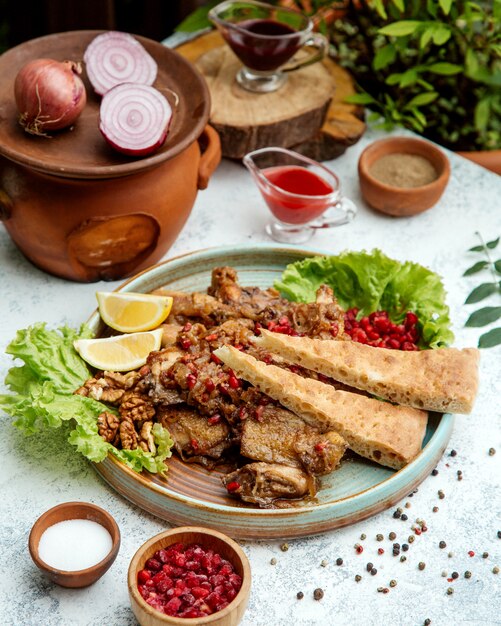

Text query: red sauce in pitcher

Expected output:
[224,19,302,71]
[261,165,334,224]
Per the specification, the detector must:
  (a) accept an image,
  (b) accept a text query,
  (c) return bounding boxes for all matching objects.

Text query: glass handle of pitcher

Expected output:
[282,33,329,73]
[310,197,357,230]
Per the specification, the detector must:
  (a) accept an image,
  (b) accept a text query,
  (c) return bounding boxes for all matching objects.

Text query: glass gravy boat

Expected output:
[244,147,357,243]
[209,0,328,93]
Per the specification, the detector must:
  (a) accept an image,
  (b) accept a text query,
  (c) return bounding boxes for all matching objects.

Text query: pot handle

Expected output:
[197,125,222,190]
[0,189,12,221]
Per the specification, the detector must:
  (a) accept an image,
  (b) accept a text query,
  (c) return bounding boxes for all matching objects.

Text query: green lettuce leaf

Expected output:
[0,323,173,474]
[275,250,454,348]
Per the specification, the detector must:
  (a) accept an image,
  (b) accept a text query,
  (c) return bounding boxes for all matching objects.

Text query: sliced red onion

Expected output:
[84,31,157,96]
[99,83,173,156]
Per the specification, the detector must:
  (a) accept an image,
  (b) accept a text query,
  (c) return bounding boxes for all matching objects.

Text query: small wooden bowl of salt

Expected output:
[358,136,450,216]
[29,501,120,588]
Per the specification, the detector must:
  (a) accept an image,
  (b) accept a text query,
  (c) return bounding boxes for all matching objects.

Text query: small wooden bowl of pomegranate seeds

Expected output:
[128,526,251,625]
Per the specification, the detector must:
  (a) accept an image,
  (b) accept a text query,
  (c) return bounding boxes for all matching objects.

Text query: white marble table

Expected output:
[1,128,500,626]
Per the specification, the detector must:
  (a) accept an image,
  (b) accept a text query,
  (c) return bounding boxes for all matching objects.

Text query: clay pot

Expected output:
[0,31,221,282]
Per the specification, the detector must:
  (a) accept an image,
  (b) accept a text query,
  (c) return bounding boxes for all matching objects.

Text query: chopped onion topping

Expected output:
[99,83,173,157]
[84,31,157,96]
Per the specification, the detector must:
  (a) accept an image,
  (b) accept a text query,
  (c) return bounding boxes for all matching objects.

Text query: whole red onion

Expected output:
[14,58,87,135]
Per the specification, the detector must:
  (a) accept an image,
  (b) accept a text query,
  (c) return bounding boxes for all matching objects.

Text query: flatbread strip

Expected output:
[214,346,428,470]
[254,330,480,414]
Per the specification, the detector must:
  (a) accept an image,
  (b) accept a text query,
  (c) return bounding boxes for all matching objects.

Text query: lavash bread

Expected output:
[214,345,428,470]
[254,330,480,414]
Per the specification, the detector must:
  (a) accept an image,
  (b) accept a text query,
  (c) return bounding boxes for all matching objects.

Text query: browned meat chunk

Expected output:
[208,266,291,321]
[222,462,316,506]
[155,290,240,325]
[157,404,233,466]
[240,407,347,475]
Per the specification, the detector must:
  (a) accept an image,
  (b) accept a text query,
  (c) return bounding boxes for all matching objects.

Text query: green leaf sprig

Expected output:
[464,232,501,348]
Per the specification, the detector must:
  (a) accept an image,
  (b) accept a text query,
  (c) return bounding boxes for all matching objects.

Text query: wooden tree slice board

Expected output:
[176,31,366,161]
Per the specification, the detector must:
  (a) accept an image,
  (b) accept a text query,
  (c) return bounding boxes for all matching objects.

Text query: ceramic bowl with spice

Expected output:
[29,501,121,588]
[128,526,251,626]
[358,136,450,217]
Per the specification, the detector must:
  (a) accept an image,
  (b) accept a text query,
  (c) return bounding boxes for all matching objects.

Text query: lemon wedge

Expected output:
[74,328,163,372]
[96,291,173,333]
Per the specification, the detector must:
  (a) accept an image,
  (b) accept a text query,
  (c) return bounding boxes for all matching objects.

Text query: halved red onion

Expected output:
[84,31,157,96]
[99,83,173,156]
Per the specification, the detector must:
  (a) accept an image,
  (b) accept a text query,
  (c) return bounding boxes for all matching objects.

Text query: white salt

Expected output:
[38,519,113,571]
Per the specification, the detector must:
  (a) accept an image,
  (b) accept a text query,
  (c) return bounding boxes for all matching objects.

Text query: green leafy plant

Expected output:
[329,0,501,151]
[464,233,501,348]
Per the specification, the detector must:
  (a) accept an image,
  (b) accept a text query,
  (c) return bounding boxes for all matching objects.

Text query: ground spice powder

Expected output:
[370,153,438,188]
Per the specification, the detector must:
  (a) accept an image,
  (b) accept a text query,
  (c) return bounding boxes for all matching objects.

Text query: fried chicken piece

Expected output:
[222,462,316,507]
[240,406,346,475]
[157,404,233,466]
[208,266,290,321]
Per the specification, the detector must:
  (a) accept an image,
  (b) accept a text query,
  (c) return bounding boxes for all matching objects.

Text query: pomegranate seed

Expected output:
[210,352,222,364]
[351,328,368,344]
[186,373,197,389]
[405,311,418,327]
[190,438,199,451]
[138,569,151,584]
[204,378,216,392]
[254,405,265,421]
[180,338,192,350]
[226,481,241,493]
[278,315,290,326]
[207,414,221,425]
[192,586,210,599]
[330,323,339,337]
[315,442,327,453]
[355,545,364,554]
[205,333,218,341]
[228,373,241,389]
[146,557,161,570]
[238,407,248,420]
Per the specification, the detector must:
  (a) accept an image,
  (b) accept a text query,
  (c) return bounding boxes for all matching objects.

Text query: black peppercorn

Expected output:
[371,567,377,576]
[336,557,343,566]
[296,591,304,600]
[402,543,409,552]
[355,574,362,582]
[451,571,459,579]
[439,541,447,549]
[401,514,408,521]
[389,532,397,540]
[431,468,438,476]
[424,619,431,626]
[418,562,426,570]
[366,562,374,572]
[450,449,457,457]
[464,571,472,579]
[313,588,324,601]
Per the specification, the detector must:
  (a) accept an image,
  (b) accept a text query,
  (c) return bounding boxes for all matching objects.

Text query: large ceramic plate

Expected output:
[89,245,453,539]
[0,30,210,178]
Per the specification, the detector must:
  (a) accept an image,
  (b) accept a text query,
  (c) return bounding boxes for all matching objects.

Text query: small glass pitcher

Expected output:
[243,147,357,244]
[208,0,328,93]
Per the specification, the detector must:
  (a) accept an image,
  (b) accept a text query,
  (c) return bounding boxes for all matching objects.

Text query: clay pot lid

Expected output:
[0,30,210,179]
